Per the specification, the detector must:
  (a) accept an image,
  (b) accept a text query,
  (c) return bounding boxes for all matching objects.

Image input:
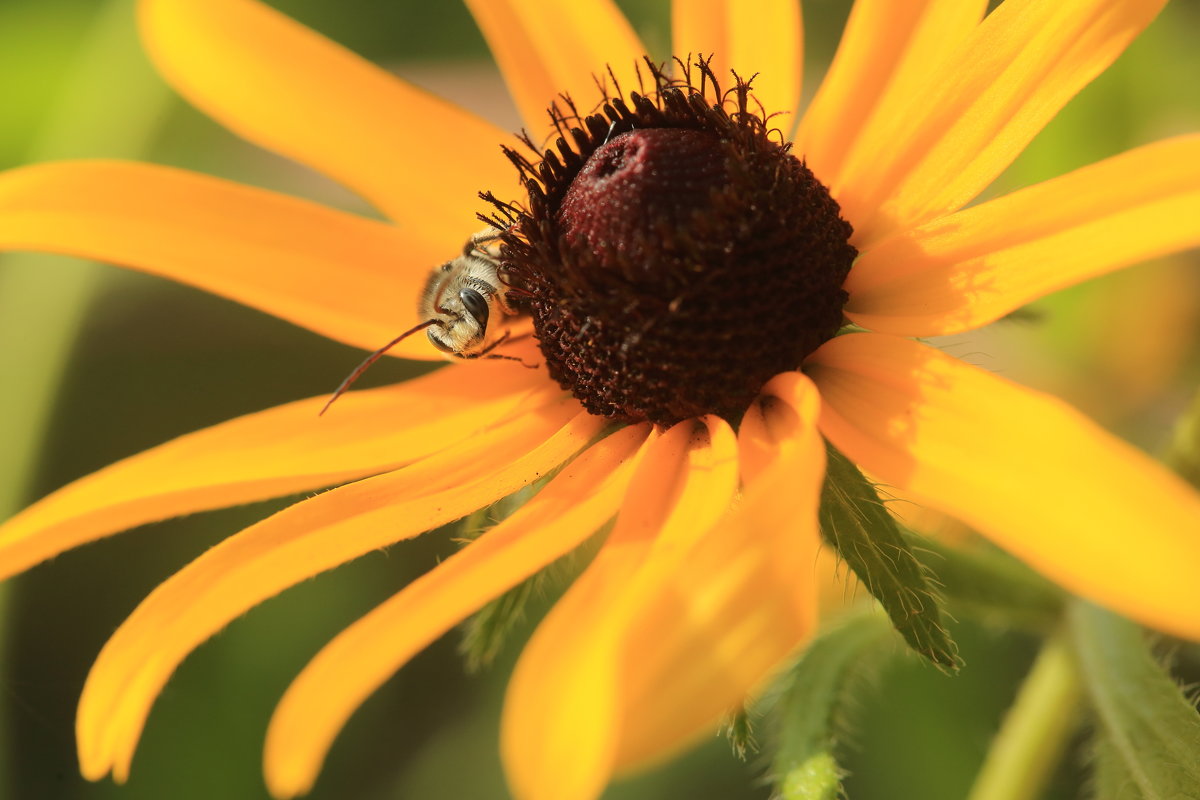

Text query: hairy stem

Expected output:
[966,630,1082,800]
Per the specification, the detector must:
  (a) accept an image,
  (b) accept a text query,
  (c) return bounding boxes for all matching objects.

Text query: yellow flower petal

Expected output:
[0,359,549,582]
[502,416,738,800]
[795,0,986,197]
[844,135,1200,336]
[0,160,443,356]
[463,0,646,135]
[671,0,803,130]
[737,370,819,485]
[808,333,1200,641]
[77,400,603,784]
[263,423,652,799]
[610,374,824,771]
[836,0,1167,247]
[139,0,512,244]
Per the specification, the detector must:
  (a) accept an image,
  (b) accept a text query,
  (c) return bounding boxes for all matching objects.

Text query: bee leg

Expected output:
[482,352,538,368]
[467,226,508,257]
[476,330,539,369]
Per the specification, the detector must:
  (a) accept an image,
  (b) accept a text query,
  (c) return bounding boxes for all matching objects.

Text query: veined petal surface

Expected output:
[264,424,652,798]
[845,135,1200,336]
[139,0,512,246]
[795,0,986,194]
[671,0,803,132]
[609,373,824,771]
[836,0,1167,246]
[77,401,603,783]
[808,334,1200,640]
[502,417,738,800]
[463,0,645,135]
[0,358,549,581]
[0,161,442,356]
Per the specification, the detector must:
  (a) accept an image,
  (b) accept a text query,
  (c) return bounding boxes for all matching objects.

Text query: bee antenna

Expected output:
[319,319,439,416]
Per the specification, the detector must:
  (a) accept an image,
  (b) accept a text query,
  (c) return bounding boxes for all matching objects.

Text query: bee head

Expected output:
[427,287,491,356]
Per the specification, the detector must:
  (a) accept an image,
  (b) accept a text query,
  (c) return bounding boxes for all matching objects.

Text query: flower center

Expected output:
[491,61,856,425]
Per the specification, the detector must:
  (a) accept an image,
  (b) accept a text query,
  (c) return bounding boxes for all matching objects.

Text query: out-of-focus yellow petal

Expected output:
[737,370,817,485]
[463,0,646,135]
[671,0,803,129]
[77,401,603,784]
[502,416,738,800]
[795,0,985,196]
[808,333,1200,641]
[0,358,550,582]
[139,0,512,245]
[845,135,1200,336]
[836,0,1167,247]
[263,423,652,799]
[610,374,824,771]
[0,160,445,356]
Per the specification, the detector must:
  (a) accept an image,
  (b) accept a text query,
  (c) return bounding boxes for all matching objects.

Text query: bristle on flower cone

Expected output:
[489,59,856,426]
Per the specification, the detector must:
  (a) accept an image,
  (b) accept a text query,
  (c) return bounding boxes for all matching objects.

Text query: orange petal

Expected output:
[845,135,1200,336]
[139,0,512,243]
[808,333,1200,641]
[0,359,550,582]
[463,0,646,135]
[835,0,1167,246]
[501,416,739,800]
[263,423,652,799]
[671,0,803,130]
[737,370,820,485]
[0,160,449,356]
[610,374,824,771]
[795,0,986,195]
[77,401,604,784]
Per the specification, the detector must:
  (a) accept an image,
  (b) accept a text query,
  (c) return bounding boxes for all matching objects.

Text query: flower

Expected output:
[1,0,1199,799]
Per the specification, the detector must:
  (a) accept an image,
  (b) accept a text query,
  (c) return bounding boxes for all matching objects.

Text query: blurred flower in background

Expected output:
[1,2,1199,800]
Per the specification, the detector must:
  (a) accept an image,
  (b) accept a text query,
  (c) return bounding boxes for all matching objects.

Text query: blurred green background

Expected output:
[1,1,1198,798]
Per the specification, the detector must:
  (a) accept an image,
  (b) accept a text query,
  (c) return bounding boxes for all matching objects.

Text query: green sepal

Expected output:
[819,442,961,672]
[457,537,599,673]
[904,532,1064,632]
[458,573,540,674]
[769,611,897,800]
[1069,602,1200,799]
[721,706,757,762]
[456,491,606,673]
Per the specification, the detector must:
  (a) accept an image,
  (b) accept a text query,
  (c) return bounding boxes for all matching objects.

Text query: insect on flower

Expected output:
[320,226,522,415]
[421,226,519,357]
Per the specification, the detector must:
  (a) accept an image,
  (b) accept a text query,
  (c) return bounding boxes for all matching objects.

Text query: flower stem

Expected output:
[966,629,1082,800]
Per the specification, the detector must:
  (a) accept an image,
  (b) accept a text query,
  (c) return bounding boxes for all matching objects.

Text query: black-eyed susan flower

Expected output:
[1,0,1199,798]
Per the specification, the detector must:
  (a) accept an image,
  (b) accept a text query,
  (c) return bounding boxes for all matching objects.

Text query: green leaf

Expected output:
[1090,734,1146,800]
[770,611,897,800]
[1069,602,1200,799]
[819,442,960,672]
[905,532,1064,632]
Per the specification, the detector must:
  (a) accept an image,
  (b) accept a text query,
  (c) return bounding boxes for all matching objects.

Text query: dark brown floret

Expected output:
[485,59,856,426]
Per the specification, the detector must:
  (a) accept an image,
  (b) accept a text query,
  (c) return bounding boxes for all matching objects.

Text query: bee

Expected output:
[320,227,521,415]
[420,227,517,357]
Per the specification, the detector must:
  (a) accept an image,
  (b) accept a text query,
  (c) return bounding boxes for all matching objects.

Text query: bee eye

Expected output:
[459,288,490,328]
[426,328,456,354]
